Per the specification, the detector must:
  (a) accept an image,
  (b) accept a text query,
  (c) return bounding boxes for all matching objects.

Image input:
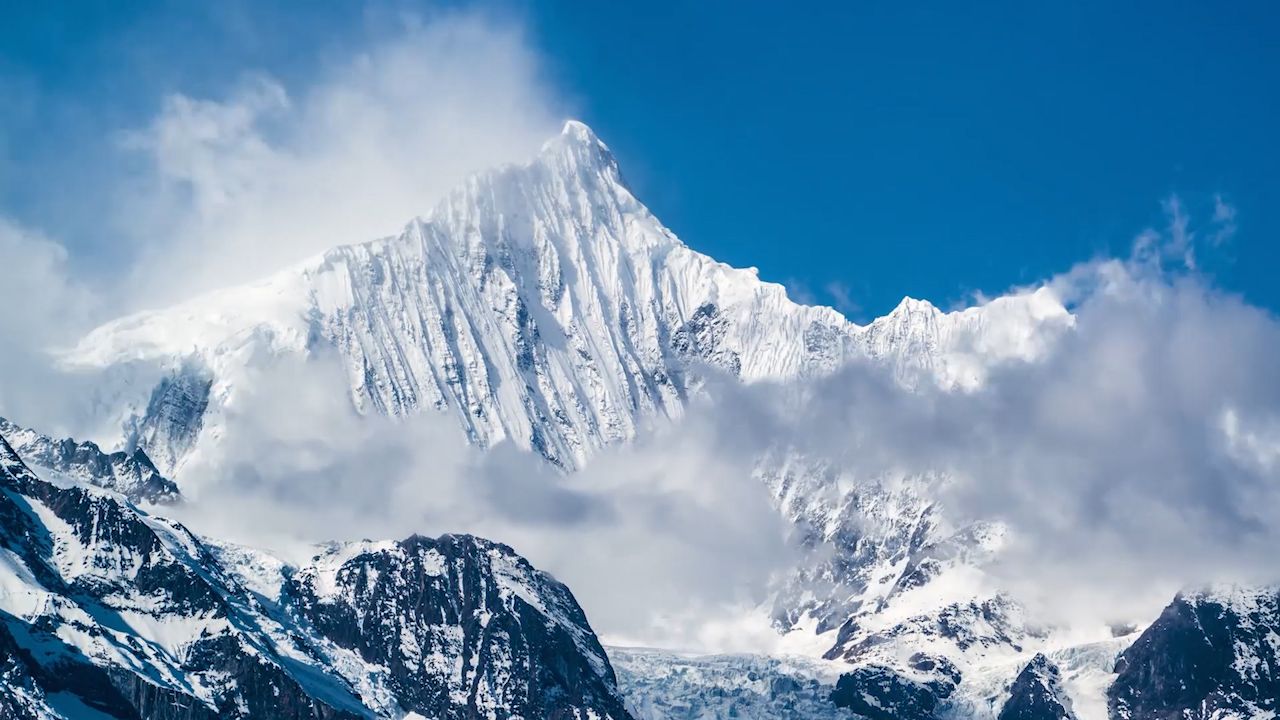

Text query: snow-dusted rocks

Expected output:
[1108,586,1280,720]
[998,654,1076,720]
[829,655,961,720]
[66,121,1070,475]
[0,416,180,504]
[0,430,631,719]
[286,534,632,720]
[0,432,370,719]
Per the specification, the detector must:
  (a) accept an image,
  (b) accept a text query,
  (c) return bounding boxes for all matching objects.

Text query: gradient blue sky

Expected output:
[2,0,1277,320]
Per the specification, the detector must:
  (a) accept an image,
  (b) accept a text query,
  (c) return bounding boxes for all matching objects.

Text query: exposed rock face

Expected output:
[286,534,632,720]
[1108,586,1280,720]
[0,416,180,504]
[829,655,960,720]
[0,431,631,720]
[999,654,1075,720]
[133,360,213,473]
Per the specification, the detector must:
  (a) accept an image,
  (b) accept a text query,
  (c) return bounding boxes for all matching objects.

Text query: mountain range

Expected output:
[2,121,1274,719]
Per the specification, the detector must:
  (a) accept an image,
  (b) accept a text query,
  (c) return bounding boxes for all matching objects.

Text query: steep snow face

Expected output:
[0,431,632,720]
[0,416,179,505]
[66,121,1070,474]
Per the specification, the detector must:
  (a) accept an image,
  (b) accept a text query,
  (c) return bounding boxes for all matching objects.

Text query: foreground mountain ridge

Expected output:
[0,431,632,719]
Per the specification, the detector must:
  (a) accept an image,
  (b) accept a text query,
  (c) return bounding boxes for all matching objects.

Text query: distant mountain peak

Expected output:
[560,118,604,144]
[66,123,1069,475]
[0,415,180,504]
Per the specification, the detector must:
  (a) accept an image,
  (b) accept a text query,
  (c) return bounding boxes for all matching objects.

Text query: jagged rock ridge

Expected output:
[0,431,631,719]
[0,415,180,505]
[999,654,1076,720]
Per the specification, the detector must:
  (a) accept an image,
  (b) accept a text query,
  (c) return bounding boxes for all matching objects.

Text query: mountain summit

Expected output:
[67,121,1070,474]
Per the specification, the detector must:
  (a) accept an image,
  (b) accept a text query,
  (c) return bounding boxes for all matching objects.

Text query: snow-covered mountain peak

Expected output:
[560,118,603,142]
[890,295,943,317]
[66,123,1069,474]
[548,118,615,165]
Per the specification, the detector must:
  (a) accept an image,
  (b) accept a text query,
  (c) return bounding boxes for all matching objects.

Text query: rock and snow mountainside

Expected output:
[0,431,631,719]
[0,416,180,505]
[44,120,1280,719]
[66,120,1070,476]
[998,654,1077,720]
[1108,586,1280,720]
[54,121,1079,714]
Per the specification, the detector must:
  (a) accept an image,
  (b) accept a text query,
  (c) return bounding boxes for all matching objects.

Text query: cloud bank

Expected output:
[699,203,1280,630]
[166,352,798,651]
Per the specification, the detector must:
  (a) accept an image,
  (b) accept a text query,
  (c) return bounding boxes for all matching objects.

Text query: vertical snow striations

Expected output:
[67,121,1070,474]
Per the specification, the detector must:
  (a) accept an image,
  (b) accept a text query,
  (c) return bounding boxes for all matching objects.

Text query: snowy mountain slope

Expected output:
[0,430,632,719]
[0,432,365,719]
[64,121,1070,475]
[0,415,179,505]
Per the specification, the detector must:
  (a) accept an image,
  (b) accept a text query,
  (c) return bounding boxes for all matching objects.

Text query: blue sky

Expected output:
[2,0,1277,320]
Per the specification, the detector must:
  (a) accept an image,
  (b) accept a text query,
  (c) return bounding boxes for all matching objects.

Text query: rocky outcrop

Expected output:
[286,534,632,720]
[0,431,631,720]
[1108,586,1280,720]
[829,655,959,720]
[0,416,179,504]
[999,654,1075,720]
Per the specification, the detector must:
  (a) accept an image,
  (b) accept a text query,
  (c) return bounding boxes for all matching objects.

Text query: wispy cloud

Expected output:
[167,353,797,651]
[112,12,568,310]
[823,280,862,318]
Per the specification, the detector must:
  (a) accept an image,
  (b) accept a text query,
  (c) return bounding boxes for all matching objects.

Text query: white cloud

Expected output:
[0,218,100,433]
[116,12,567,309]
[701,208,1280,630]
[165,352,797,651]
